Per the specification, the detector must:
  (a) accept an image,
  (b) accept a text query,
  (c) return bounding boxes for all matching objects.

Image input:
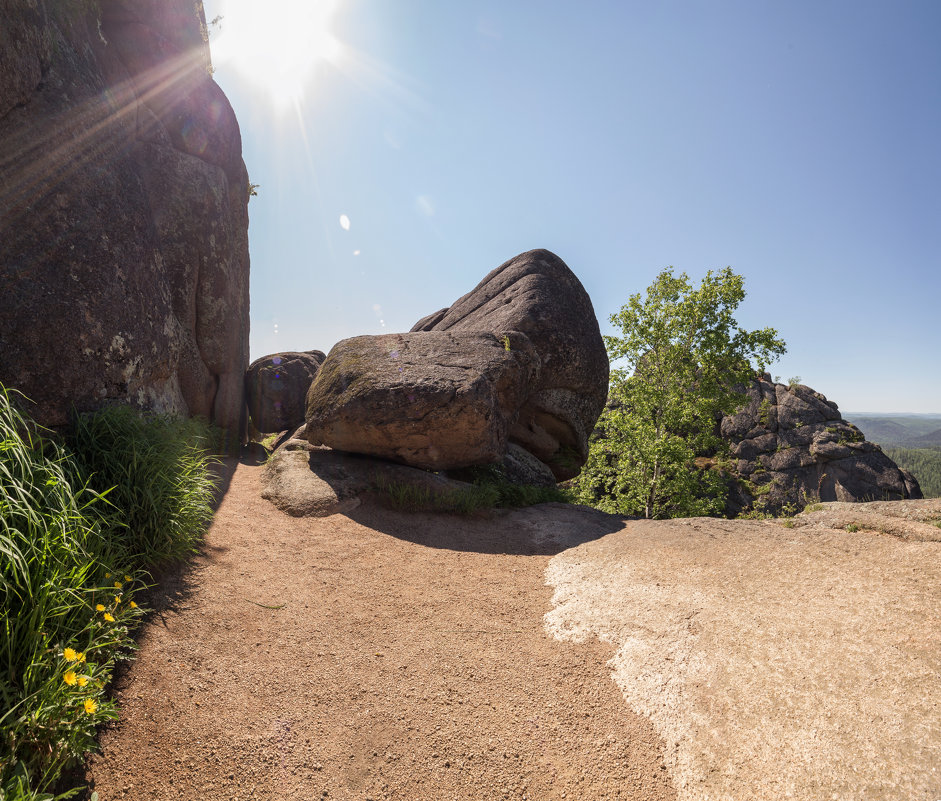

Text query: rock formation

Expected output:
[246,351,325,435]
[305,331,539,470]
[0,0,250,445]
[304,249,609,481]
[721,376,922,514]
[412,249,610,479]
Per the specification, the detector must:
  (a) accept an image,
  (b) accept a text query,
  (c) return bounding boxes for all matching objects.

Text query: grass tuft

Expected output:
[65,406,219,567]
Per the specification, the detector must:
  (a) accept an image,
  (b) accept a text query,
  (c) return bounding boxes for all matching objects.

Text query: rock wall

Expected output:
[0,0,250,444]
[721,376,922,514]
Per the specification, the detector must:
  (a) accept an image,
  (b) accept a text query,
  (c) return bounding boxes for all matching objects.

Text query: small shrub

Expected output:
[846,523,860,533]
[758,397,772,427]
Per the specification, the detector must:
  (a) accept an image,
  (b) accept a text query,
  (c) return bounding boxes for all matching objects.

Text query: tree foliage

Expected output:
[571,267,786,518]
[882,445,941,498]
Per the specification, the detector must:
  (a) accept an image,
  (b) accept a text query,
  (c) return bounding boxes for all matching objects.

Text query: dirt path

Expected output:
[85,458,676,800]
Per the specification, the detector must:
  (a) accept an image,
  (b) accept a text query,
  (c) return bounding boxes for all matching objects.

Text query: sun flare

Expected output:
[208,0,343,110]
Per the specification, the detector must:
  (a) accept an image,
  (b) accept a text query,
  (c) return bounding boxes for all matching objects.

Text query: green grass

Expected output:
[65,406,219,567]
[0,388,219,799]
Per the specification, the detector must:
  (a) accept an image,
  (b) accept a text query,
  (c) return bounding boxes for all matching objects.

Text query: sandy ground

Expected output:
[545,514,941,801]
[85,458,676,800]
[85,457,941,800]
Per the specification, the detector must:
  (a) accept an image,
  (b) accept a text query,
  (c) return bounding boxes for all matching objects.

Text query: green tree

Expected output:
[571,267,786,518]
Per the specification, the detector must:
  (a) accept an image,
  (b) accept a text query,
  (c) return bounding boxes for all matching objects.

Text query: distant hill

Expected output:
[912,428,941,446]
[844,415,941,498]
[847,414,941,447]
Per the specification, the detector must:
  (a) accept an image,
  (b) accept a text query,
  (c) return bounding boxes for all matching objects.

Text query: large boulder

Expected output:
[721,376,922,514]
[246,351,325,434]
[411,249,609,479]
[305,331,539,470]
[0,0,249,445]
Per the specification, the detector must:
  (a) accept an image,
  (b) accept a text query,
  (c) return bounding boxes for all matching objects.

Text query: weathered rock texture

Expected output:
[412,249,609,480]
[305,331,540,470]
[0,0,250,443]
[304,250,607,481]
[246,351,325,434]
[721,376,921,514]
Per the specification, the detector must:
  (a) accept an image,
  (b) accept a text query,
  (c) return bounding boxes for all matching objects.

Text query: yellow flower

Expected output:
[83,698,97,714]
[96,604,105,612]
[113,581,123,589]
[114,594,122,604]
[129,601,138,609]
[77,676,89,687]
[63,648,78,662]
[104,573,111,579]
[63,670,77,686]
[103,612,115,623]
[124,575,132,582]
[77,652,86,663]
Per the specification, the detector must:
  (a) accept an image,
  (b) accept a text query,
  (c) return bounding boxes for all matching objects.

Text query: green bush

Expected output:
[65,406,219,566]
[0,390,220,799]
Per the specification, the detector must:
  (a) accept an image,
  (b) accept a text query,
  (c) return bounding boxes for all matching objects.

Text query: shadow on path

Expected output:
[346,498,630,556]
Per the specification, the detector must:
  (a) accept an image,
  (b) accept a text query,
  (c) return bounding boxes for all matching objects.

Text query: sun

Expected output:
[207,0,343,111]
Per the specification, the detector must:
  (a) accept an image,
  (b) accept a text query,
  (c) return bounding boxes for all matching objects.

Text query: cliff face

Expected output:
[721,376,922,515]
[0,0,249,444]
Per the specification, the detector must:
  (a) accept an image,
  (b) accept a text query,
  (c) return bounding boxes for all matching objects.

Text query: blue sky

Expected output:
[201,0,940,414]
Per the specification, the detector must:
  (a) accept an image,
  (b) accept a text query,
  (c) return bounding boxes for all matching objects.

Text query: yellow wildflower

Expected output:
[103,612,115,622]
[124,575,131,582]
[77,652,86,663]
[83,698,97,714]
[78,676,89,687]
[114,594,122,604]
[63,648,78,662]
[104,573,110,579]
[129,601,138,609]
[113,581,123,589]
[96,604,105,612]
[63,670,77,686]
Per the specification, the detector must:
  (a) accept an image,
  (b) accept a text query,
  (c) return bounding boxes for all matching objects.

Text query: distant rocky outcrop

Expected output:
[721,376,922,514]
[246,351,325,435]
[0,0,250,444]
[303,249,609,481]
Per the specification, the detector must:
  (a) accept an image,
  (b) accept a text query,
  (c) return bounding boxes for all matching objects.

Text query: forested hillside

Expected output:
[882,446,941,498]
[846,415,941,499]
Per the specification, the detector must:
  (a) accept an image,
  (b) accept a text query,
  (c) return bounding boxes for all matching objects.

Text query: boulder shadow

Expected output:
[344,498,629,556]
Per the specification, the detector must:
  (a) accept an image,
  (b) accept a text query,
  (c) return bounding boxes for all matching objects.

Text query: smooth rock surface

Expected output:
[545,502,941,800]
